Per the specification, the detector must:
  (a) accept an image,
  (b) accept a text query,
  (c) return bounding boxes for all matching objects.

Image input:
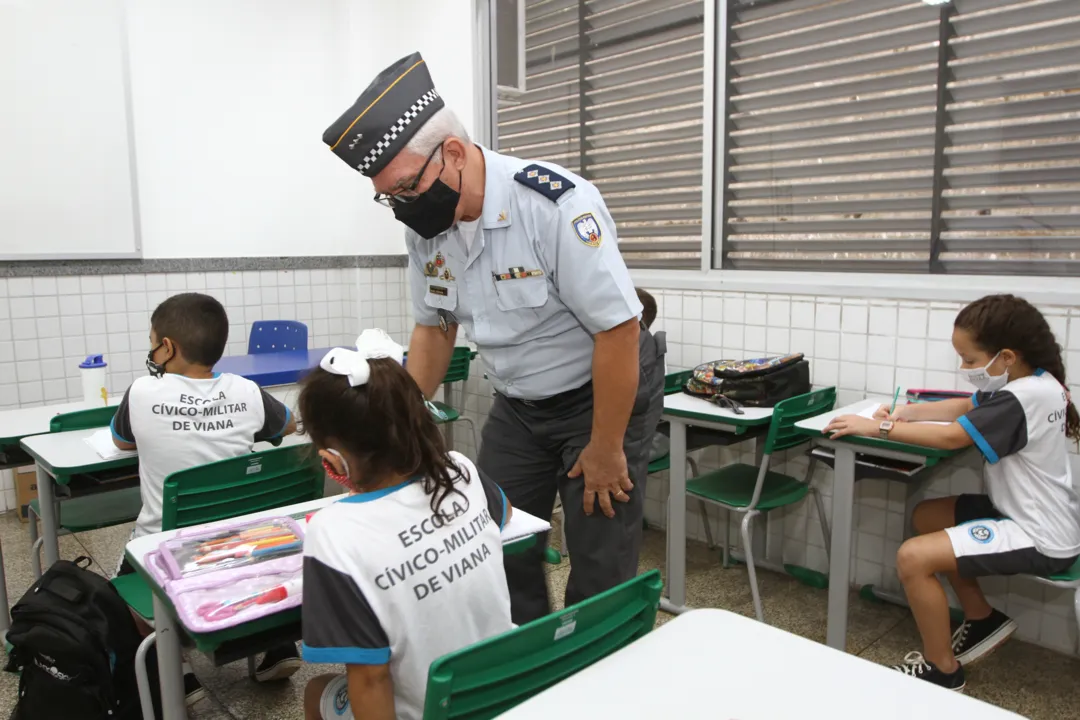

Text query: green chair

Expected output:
[111,443,324,620]
[686,387,837,622]
[422,569,662,719]
[29,406,143,577]
[1030,558,1080,653]
[427,347,480,455]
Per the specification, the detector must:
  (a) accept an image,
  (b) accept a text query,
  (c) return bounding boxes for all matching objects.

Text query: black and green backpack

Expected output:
[684,353,810,408]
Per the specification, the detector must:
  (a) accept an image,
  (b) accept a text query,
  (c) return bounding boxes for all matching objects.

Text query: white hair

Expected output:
[403,107,470,163]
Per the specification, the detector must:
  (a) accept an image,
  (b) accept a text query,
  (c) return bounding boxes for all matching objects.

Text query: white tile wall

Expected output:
[423,285,1080,658]
[0,266,409,510]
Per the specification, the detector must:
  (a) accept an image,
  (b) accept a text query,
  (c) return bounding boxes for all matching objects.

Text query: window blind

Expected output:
[722,0,1080,276]
[497,0,706,269]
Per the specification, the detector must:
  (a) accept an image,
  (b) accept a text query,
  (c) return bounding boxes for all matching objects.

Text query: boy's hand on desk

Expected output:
[824,414,877,439]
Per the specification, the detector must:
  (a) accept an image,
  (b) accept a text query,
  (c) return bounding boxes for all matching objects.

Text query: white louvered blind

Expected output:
[497,0,706,269]
[722,0,1080,275]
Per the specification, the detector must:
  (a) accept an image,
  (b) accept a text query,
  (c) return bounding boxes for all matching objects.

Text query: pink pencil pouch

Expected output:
[156,516,305,580]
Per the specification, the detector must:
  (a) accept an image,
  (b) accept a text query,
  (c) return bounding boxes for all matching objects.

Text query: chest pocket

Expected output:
[494,276,548,312]
[424,283,458,312]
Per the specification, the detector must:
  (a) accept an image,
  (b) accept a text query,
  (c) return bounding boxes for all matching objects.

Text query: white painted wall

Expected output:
[125,0,476,259]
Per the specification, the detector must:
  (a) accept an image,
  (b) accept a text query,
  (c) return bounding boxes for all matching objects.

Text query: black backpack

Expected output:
[6,557,144,720]
[684,354,811,409]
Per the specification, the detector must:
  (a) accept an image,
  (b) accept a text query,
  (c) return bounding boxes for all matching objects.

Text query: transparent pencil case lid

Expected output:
[156,516,304,580]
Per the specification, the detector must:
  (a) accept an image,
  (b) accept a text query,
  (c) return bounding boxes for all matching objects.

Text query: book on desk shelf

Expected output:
[84,427,138,460]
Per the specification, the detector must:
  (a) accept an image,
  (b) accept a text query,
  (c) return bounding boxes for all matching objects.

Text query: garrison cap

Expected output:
[322,52,444,177]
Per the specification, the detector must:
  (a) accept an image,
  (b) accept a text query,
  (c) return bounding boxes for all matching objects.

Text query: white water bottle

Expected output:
[79,354,108,406]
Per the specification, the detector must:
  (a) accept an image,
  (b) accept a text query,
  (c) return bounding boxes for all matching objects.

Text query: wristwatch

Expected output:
[879,420,894,439]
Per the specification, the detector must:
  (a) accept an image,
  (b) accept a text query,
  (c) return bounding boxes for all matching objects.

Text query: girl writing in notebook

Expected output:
[298,330,513,720]
[825,294,1080,692]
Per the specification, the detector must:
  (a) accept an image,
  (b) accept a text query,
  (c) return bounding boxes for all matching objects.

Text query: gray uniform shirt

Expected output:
[406,147,642,400]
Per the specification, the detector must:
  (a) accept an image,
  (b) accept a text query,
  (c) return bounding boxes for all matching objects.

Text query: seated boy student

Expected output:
[636,288,669,462]
[109,292,301,703]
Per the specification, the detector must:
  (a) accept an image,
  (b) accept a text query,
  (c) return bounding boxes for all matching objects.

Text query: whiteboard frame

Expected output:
[0,0,143,261]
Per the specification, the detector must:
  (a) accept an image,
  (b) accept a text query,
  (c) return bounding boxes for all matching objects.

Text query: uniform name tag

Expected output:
[429,285,448,296]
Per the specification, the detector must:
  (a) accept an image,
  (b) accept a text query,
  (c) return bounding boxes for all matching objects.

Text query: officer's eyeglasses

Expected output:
[373,143,443,208]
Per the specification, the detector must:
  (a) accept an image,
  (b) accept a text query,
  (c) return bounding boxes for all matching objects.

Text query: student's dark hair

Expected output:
[150,293,229,366]
[299,359,465,511]
[636,287,657,329]
[955,294,1078,440]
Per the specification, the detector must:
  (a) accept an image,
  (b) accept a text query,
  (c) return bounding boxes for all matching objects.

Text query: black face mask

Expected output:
[392,173,461,240]
[146,343,170,378]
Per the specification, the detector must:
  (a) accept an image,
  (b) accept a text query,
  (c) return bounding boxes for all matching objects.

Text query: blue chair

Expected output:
[247,321,308,354]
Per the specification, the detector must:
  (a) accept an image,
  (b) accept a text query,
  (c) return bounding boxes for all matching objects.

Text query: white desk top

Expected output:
[500,609,1022,719]
[0,398,122,443]
[126,497,551,568]
[662,392,774,424]
[795,398,887,434]
[21,427,310,474]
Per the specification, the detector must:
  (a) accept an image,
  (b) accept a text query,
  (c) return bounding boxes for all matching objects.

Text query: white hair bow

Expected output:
[319,329,404,387]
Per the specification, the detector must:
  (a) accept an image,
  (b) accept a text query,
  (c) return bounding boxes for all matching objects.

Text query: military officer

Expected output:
[322,52,665,624]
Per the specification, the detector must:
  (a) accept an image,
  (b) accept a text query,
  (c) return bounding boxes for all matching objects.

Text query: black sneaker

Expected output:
[891,652,965,691]
[952,608,1017,665]
[184,673,206,706]
[254,642,302,683]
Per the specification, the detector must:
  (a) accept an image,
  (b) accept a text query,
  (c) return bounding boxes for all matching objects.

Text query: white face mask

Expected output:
[959,351,1009,393]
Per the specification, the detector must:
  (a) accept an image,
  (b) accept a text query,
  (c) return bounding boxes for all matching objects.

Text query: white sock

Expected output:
[182,662,194,676]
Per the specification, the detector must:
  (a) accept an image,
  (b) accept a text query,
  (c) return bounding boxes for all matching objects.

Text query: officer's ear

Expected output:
[443,137,469,171]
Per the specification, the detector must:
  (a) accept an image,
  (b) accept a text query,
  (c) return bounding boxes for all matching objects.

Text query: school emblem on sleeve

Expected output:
[572,213,602,247]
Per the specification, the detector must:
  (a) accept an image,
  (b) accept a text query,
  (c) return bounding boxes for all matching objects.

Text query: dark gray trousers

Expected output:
[478,329,665,624]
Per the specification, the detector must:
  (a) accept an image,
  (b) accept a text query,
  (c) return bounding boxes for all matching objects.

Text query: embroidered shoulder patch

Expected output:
[572,213,602,247]
[514,163,575,202]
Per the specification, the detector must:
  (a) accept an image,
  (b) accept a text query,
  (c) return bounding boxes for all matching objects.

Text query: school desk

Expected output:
[0,398,122,469]
[660,393,773,614]
[125,499,551,720]
[795,398,965,651]
[19,429,311,570]
[499,608,1023,719]
[213,347,335,388]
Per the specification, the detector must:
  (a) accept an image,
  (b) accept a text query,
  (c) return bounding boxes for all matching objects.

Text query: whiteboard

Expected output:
[0,0,141,259]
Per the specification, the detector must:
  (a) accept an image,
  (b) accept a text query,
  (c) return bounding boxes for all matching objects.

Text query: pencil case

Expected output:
[144,552,303,633]
[156,516,305,581]
[905,389,972,404]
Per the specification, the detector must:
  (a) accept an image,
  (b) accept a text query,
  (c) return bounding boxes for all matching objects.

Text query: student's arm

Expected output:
[110,388,137,450]
[873,397,974,423]
[254,389,295,442]
[477,465,512,529]
[346,664,395,720]
[824,415,974,450]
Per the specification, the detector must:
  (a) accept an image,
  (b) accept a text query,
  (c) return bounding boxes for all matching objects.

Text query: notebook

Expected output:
[84,427,139,460]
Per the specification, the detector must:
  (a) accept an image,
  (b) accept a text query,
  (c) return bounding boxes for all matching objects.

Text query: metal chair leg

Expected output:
[135,632,158,720]
[741,511,765,623]
[698,500,715,549]
[1073,588,1080,656]
[31,537,44,580]
[456,416,480,460]
[721,508,732,568]
[687,456,700,478]
[811,486,831,562]
[248,655,257,680]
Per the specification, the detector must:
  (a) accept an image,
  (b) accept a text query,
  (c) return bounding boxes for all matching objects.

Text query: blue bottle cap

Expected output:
[79,354,108,369]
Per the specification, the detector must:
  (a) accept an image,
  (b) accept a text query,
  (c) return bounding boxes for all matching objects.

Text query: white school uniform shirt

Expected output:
[301,452,512,720]
[958,370,1080,557]
[110,372,292,538]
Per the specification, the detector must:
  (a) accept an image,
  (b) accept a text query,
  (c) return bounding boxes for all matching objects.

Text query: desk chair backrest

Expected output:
[248,320,309,354]
[664,370,692,395]
[422,569,662,719]
[50,405,118,433]
[763,387,838,455]
[160,444,322,530]
[442,347,475,384]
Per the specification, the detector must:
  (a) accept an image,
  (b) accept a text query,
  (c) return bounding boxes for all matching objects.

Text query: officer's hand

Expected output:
[568,442,634,519]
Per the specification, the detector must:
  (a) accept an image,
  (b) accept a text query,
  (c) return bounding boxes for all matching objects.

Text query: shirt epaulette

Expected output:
[513,164,575,202]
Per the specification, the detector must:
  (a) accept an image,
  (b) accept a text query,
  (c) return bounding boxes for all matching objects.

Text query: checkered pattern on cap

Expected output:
[357,89,441,173]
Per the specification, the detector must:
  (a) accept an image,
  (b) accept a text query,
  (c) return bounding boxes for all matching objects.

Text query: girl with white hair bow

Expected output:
[297,329,514,720]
